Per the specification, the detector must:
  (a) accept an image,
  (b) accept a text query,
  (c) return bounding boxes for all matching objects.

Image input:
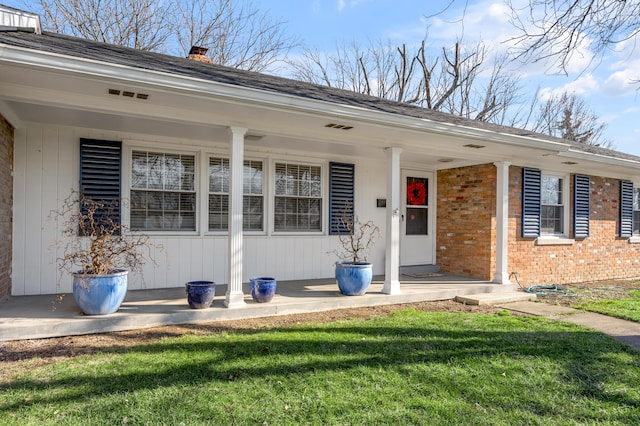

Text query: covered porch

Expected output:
[0,275,523,341]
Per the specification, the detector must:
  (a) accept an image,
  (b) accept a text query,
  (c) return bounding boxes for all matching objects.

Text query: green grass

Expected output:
[1,309,639,425]
[575,290,640,323]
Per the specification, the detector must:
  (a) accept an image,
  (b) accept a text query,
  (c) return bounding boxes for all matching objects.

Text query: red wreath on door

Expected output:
[407,181,427,205]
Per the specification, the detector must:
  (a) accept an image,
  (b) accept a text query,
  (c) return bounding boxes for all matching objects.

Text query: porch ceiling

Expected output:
[2,60,639,178]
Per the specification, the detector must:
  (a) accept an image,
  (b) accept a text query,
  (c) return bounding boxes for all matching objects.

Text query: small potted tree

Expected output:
[52,191,158,315]
[333,212,380,296]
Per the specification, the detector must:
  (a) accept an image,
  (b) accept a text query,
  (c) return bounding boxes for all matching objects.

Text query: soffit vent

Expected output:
[561,161,579,165]
[108,88,149,100]
[463,143,486,149]
[325,123,354,131]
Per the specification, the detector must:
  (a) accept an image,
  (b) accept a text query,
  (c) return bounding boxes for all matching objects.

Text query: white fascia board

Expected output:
[1,43,572,153]
[558,149,640,168]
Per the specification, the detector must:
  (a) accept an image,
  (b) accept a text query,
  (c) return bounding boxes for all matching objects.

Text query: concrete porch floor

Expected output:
[0,275,516,342]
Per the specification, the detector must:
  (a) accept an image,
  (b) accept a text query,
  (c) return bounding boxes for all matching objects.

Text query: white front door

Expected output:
[400,170,434,266]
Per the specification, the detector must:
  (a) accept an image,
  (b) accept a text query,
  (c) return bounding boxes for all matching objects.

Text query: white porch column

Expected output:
[383,147,402,294]
[494,161,512,284]
[225,126,248,308]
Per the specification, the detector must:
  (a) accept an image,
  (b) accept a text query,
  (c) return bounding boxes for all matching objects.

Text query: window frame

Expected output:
[123,143,330,236]
[270,158,325,235]
[206,155,266,235]
[539,172,570,238]
[123,144,200,236]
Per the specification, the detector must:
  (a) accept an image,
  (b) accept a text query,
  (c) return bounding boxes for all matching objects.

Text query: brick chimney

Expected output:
[187,46,212,64]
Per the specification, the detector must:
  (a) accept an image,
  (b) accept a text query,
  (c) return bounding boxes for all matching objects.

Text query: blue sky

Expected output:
[264,0,640,156]
[5,0,639,155]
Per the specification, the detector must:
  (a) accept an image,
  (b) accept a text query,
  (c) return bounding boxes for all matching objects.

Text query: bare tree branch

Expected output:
[508,0,640,75]
[32,0,296,71]
[531,91,612,147]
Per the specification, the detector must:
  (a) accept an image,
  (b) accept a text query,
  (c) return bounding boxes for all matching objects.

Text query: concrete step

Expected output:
[400,264,440,275]
[455,291,536,306]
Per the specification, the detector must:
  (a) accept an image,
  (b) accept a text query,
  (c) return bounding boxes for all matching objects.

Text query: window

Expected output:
[522,168,574,240]
[243,160,264,231]
[130,151,196,231]
[208,157,264,231]
[541,175,564,235]
[274,162,322,232]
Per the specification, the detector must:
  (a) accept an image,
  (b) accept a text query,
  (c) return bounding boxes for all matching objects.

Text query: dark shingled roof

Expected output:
[1,29,639,163]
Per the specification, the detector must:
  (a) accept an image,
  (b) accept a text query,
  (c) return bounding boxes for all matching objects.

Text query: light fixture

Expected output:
[437,158,455,163]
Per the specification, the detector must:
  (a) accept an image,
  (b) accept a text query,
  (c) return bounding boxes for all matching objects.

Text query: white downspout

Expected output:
[225,126,248,308]
[383,147,402,294]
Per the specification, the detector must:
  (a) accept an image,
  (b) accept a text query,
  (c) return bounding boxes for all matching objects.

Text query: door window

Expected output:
[406,177,428,235]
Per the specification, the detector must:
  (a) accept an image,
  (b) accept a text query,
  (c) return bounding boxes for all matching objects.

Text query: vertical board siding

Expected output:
[620,180,633,237]
[11,128,26,295]
[573,174,590,238]
[521,167,541,238]
[24,127,44,295]
[40,128,60,293]
[13,124,387,295]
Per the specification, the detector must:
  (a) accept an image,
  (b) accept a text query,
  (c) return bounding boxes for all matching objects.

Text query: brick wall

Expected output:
[437,164,496,280]
[0,114,13,302]
[508,166,640,285]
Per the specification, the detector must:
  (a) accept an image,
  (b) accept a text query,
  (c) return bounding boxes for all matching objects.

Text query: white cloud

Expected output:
[538,74,600,100]
[336,0,371,13]
[602,59,640,97]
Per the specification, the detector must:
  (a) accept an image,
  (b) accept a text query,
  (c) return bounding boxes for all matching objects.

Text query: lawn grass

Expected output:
[1,308,639,425]
[575,290,640,323]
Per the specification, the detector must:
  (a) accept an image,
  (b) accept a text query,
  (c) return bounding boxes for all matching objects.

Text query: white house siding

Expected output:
[12,123,388,295]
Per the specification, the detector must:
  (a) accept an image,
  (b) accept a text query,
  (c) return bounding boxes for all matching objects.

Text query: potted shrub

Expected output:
[333,213,380,296]
[52,191,158,315]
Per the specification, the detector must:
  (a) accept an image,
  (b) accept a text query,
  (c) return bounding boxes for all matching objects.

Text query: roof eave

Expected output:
[0,42,616,159]
[559,149,640,168]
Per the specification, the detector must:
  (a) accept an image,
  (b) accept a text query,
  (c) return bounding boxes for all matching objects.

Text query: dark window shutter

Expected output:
[522,167,541,238]
[573,174,590,238]
[620,180,633,237]
[79,139,122,233]
[329,162,355,235]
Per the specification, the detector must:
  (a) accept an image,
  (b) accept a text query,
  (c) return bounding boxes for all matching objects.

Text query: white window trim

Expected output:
[539,172,570,238]
[632,184,640,237]
[536,236,575,246]
[270,157,326,236]
[122,142,201,237]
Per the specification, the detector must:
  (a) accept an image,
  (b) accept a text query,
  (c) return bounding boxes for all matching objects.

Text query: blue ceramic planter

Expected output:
[250,277,277,303]
[186,281,216,309]
[335,262,372,296]
[72,269,128,315]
